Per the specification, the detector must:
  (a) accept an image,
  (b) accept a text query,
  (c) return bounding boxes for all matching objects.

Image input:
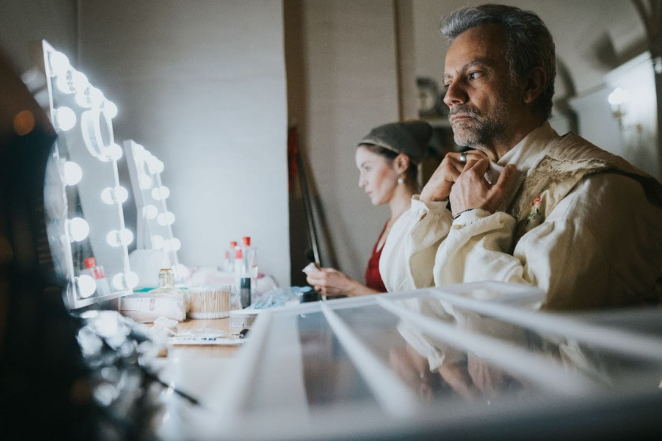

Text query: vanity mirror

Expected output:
[31,40,137,308]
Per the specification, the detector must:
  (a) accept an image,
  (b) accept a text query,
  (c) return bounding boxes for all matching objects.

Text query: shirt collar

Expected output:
[497,121,560,173]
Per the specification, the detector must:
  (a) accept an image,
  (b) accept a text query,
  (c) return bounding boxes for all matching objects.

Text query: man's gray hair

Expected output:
[441,4,556,120]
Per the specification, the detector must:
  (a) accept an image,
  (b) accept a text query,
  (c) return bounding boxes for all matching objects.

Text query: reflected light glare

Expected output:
[49,51,70,76]
[106,230,121,247]
[89,87,104,107]
[55,107,76,131]
[152,235,165,249]
[104,101,118,118]
[63,161,83,185]
[69,217,90,242]
[115,186,128,203]
[169,238,182,251]
[107,143,123,161]
[77,275,97,298]
[608,87,630,106]
[119,229,133,246]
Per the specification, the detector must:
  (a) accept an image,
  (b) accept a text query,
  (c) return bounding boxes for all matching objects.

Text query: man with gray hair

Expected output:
[380,4,662,310]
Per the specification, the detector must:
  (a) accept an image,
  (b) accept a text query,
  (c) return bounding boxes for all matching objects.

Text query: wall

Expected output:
[286,0,401,283]
[78,0,291,286]
[0,0,77,72]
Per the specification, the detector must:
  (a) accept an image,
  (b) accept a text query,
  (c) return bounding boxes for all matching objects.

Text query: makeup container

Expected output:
[187,284,233,319]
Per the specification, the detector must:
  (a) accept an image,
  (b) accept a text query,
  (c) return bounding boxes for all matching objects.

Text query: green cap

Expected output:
[358,121,432,165]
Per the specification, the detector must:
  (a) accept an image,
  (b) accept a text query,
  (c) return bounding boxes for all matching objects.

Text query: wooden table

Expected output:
[165,318,243,359]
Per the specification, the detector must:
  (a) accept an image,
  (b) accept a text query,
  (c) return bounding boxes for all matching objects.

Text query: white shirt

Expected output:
[380,122,662,310]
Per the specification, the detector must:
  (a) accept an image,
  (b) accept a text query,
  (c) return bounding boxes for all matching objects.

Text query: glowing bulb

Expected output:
[63,161,82,185]
[119,229,133,246]
[152,186,170,201]
[157,213,166,226]
[154,160,165,174]
[139,175,153,189]
[115,186,128,203]
[162,240,172,252]
[106,230,121,247]
[89,87,104,107]
[164,211,175,225]
[103,101,118,118]
[71,71,89,92]
[126,272,139,289]
[77,275,97,298]
[56,73,75,94]
[169,238,181,251]
[112,273,125,290]
[75,88,92,108]
[112,272,139,291]
[101,188,114,204]
[145,205,158,219]
[49,51,70,77]
[106,143,123,161]
[69,217,90,242]
[55,107,76,131]
[152,235,164,249]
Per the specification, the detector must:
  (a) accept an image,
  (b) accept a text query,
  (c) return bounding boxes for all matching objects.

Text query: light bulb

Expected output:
[157,213,166,226]
[49,51,70,77]
[152,235,164,249]
[69,217,90,242]
[115,186,128,203]
[55,107,76,131]
[126,272,139,289]
[103,101,118,118]
[169,238,181,251]
[106,230,121,247]
[119,229,133,246]
[145,205,158,219]
[112,273,125,290]
[77,275,97,298]
[151,186,170,201]
[101,187,114,205]
[154,160,165,174]
[75,88,92,108]
[164,212,175,225]
[162,240,172,252]
[89,87,104,107]
[608,87,630,107]
[63,161,83,185]
[71,71,89,92]
[139,175,153,189]
[56,73,75,94]
[106,143,123,161]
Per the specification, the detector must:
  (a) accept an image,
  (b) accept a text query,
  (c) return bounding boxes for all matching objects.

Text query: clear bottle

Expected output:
[234,248,251,308]
[223,240,238,272]
[241,236,258,294]
[150,268,190,312]
[82,257,110,296]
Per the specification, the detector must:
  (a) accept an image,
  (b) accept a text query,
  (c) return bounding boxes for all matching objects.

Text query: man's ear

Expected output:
[522,67,546,105]
[393,153,410,174]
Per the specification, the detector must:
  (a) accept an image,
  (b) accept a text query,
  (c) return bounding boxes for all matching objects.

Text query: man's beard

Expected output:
[448,94,513,149]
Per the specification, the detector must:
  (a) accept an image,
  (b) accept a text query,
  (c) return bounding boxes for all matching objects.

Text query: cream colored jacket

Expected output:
[380,122,662,310]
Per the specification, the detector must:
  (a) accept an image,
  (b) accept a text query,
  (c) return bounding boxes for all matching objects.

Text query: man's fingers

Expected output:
[468,157,491,176]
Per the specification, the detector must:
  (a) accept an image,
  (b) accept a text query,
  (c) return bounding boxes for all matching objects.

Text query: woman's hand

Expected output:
[305,268,377,297]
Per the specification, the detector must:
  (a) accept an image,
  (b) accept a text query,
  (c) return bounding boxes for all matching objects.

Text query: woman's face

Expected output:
[355,146,398,206]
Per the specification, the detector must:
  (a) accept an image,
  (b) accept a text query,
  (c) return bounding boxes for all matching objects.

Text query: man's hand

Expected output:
[449,159,517,215]
[419,151,487,203]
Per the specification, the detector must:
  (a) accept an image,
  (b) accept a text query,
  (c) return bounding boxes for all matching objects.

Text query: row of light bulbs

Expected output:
[77,271,139,299]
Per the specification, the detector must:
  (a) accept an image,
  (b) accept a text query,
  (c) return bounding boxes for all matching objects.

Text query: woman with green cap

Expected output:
[306,120,433,297]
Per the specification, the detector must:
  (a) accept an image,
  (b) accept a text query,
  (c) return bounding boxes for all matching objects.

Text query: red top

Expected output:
[364,222,388,293]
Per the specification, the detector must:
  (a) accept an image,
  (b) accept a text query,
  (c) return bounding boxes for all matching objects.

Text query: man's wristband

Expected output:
[452,208,476,222]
